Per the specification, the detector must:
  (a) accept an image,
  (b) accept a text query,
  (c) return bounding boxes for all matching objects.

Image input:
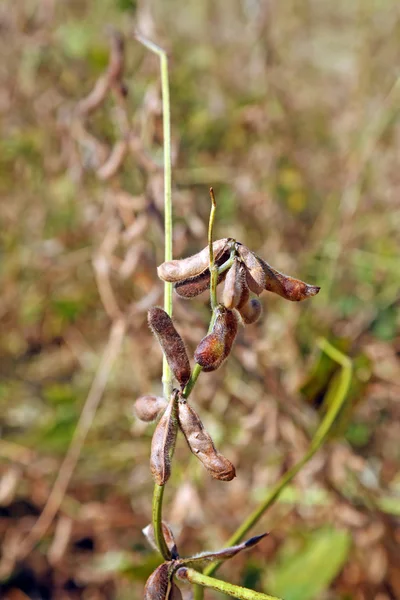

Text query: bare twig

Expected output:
[17,318,126,561]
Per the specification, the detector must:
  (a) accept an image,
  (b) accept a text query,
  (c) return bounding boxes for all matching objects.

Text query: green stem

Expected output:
[136,33,173,560]
[178,568,282,600]
[202,338,352,579]
[208,188,218,310]
[152,484,170,560]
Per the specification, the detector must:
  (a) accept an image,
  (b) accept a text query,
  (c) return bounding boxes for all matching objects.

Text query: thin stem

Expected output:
[208,187,218,310]
[203,338,352,579]
[178,568,282,600]
[152,484,171,560]
[136,33,173,560]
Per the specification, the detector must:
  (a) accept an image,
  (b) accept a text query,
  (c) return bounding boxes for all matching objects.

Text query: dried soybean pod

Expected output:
[148,307,191,387]
[157,238,229,282]
[236,244,266,295]
[183,533,268,567]
[222,258,248,309]
[194,306,238,371]
[238,298,263,325]
[143,521,179,559]
[178,400,236,481]
[174,248,230,299]
[134,395,167,422]
[150,394,178,485]
[144,563,169,600]
[257,256,320,301]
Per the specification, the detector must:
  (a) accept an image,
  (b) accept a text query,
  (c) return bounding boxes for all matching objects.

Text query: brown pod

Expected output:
[194,306,238,371]
[178,400,236,481]
[257,257,320,301]
[236,244,266,295]
[238,298,263,325]
[222,258,248,309]
[157,238,229,282]
[143,521,179,559]
[134,395,167,422]
[174,268,227,299]
[150,394,178,485]
[144,563,169,600]
[148,307,191,388]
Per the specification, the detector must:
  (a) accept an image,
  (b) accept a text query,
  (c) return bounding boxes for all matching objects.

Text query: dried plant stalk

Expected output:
[178,399,236,481]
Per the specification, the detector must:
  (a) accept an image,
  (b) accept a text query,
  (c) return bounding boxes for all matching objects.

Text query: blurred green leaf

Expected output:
[266,528,351,600]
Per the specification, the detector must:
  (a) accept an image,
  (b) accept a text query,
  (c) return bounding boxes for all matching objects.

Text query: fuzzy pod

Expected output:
[222,258,248,309]
[157,239,229,283]
[143,521,179,559]
[194,306,238,371]
[150,394,179,485]
[144,563,182,600]
[257,257,320,301]
[134,395,167,422]
[148,307,191,388]
[236,244,266,295]
[178,400,236,481]
[174,268,227,299]
[237,298,263,325]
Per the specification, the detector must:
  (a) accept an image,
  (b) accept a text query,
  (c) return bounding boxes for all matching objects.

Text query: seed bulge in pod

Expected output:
[238,298,263,325]
[236,244,266,295]
[144,563,169,600]
[150,394,178,485]
[148,307,191,388]
[258,256,320,301]
[174,248,230,299]
[194,306,238,371]
[157,239,229,282]
[222,258,248,309]
[134,395,167,422]
[178,400,236,481]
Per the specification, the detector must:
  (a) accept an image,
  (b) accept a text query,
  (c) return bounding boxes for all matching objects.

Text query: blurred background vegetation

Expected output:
[0,1,399,599]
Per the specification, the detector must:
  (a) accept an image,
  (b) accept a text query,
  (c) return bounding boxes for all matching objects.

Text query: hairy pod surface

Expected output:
[150,394,178,485]
[173,247,230,298]
[144,563,169,600]
[144,563,182,600]
[238,298,263,325]
[222,258,248,309]
[236,244,266,295]
[178,400,236,481]
[157,238,229,282]
[148,307,191,387]
[134,395,167,422]
[143,521,179,559]
[257,257,320,301]
[194,306,238,371]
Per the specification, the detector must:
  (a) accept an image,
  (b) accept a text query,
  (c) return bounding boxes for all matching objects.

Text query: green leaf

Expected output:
[266,528,351,600]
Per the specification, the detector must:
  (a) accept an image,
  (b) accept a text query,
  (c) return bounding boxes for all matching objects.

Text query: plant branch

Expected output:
[17,318,126,561]
[136,33,173,561]
[202,338,352,580]
[208,187,218,310]
[178,568,282,600]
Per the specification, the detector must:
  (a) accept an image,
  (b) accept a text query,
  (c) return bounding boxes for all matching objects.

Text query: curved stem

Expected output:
[178,568,282,600]
[202,338,352,579]
[208,187,218,310]
[137,34,173,559]
[152,484,171,560]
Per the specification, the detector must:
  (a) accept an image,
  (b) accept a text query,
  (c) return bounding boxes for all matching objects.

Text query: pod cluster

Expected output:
[158,238,320,328]
[142,520,268,600]
[135,389,235,484]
